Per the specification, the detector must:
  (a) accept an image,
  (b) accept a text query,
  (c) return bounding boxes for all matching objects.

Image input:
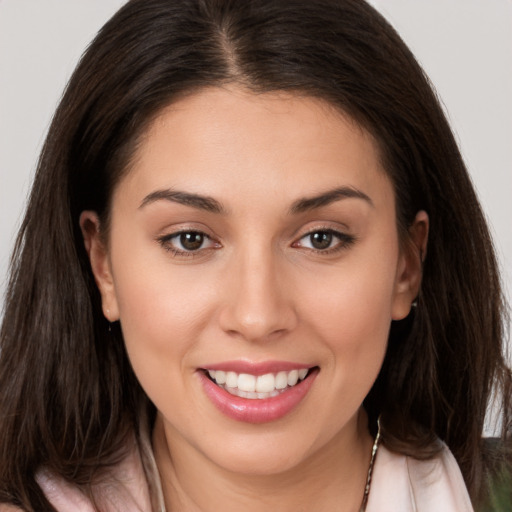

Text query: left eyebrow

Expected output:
[289,186,374,214]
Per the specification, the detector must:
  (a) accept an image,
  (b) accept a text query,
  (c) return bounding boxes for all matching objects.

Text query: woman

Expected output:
[0,0,510,510]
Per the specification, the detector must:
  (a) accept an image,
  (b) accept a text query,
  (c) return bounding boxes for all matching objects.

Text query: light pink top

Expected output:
[33,432,474,512]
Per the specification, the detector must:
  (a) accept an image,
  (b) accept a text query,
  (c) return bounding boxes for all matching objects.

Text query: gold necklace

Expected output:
[359,416,381,512]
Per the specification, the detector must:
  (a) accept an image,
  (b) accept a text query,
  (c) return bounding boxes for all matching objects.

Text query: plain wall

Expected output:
[1,0,511,330]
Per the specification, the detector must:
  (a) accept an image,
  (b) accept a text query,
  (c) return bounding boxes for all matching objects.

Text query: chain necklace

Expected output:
[359,416,382,512]
[155,416,383,512]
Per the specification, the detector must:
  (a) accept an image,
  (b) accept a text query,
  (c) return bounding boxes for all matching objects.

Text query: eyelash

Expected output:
[293,228,356,255]
[157,228,356,258]
[157,230,218,258]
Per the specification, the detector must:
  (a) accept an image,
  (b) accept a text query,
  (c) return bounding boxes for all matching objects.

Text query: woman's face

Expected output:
[83,87,425,475]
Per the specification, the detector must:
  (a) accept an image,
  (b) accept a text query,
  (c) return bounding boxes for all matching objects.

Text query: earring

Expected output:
[411,300,418,308]
[106,309,112,332]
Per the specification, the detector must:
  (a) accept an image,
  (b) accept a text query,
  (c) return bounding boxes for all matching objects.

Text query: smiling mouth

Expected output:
[204,368,316,400]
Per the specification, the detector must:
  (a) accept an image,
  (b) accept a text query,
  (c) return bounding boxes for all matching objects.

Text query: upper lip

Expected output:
[201,360,315,376]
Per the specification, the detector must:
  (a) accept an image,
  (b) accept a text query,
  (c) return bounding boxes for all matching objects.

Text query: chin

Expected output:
[207,440,313,476]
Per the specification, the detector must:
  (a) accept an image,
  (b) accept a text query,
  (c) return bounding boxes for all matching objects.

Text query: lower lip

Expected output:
[198,369,318,423]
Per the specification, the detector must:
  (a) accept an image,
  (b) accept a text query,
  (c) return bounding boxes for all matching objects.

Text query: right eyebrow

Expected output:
[139,189,226,214]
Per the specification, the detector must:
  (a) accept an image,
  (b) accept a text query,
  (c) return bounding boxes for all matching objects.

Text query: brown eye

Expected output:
[309,231,333,250]
[293,228,356,254]
[180,232,204,251]
[158,230,218,256]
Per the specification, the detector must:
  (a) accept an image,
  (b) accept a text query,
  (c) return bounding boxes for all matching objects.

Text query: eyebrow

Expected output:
[139,189,225,214]
[139,185,372,215]
[290,186,374,213]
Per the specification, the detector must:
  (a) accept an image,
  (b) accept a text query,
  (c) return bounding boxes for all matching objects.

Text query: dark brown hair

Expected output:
[1,0,510,509]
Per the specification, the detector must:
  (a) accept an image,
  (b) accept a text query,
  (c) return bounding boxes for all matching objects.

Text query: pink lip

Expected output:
[198,366,318,424]
[203,360,313,376]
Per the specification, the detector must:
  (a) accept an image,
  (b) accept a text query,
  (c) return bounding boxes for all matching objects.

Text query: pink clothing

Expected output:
[367,442,474,511]
[35,433,474,511]
[36,429,164,512]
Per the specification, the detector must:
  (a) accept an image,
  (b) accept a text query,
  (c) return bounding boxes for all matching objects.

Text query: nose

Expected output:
[218,247,298,342]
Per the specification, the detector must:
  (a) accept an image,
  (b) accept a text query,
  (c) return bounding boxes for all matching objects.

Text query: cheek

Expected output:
[113,270,214,353]
[310,287,391,386]
[107,245,216,391]
[305,251,397,335]
[299,242,399,381]
[111,266,217,425]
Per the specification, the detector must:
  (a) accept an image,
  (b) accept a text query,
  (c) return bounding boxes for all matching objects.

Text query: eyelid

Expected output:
[157,228,221,258]
[292,225,356,254]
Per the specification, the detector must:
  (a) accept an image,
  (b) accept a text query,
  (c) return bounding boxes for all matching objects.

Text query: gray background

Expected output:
[1,0,511,336]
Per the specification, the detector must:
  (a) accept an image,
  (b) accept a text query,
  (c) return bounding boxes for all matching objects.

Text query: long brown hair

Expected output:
[1,0,510,509]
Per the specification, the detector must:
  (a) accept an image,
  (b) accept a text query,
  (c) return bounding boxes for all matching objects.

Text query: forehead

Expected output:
[115,86,393,211]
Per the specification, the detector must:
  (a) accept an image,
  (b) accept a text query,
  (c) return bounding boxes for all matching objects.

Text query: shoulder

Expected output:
[406,444,474,510]
[367,443,474,511]
[0,505,23,511]
[35,433,153,512]
[35,468,96,511]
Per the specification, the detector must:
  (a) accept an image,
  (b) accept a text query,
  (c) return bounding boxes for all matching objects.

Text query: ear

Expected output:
[391,210,429,320]
[79,211,120,322]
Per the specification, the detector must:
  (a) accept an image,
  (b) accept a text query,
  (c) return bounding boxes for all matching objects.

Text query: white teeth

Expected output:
[238,373,256,392]
[275,371,288,389]
[225,387,281,400]
[287,369,299,386]
[256,373,275,393]
[207,367,311,398]
[225,371,238,388]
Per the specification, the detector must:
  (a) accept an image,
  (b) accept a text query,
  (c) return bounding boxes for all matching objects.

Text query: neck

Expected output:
[153,410,373,512]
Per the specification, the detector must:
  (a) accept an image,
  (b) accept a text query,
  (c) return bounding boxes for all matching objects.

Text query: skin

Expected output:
[82,86,428,511]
